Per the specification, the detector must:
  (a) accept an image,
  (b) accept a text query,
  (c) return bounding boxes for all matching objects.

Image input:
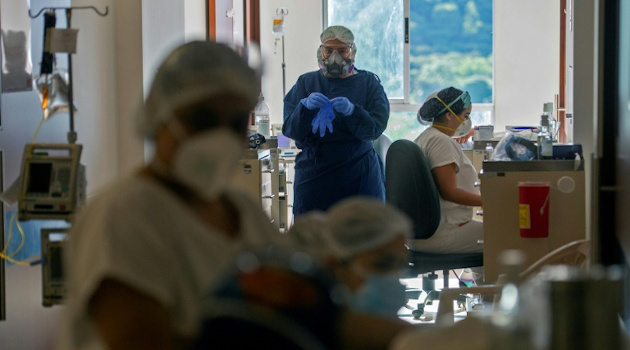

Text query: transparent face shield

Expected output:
[436,91,471,117]
[318,43,355,77]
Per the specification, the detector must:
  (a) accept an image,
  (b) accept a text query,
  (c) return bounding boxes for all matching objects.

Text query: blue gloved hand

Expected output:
[320,104,335,136]
[311,113,323,135]
[330,97,355,116]
[311,103,335,137]
[301,92,330,111]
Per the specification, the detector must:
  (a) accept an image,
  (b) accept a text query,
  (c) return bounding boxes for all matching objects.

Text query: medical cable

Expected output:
[0,213,30,266]
[1,117,48,266]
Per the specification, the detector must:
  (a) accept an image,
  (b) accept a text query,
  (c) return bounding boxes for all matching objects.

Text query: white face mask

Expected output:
[453,117,473,138]
[171,125,244,200]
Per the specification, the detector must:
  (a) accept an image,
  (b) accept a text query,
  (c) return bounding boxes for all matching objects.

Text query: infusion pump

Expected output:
[18,143,86,221]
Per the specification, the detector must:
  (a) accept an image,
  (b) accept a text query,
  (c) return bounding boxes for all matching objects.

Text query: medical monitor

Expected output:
[41,228,69,306]
[18,143,84,221]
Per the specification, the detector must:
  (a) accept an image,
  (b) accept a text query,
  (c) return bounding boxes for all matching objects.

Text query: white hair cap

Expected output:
[417,90,439,125]
[287,211,331,260]
[320,25,354,45]
[320,25,357,55]
[325,197,412,260]
[138,41,261,138]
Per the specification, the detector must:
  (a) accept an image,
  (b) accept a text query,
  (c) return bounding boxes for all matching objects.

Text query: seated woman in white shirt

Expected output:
[411,86,483,254]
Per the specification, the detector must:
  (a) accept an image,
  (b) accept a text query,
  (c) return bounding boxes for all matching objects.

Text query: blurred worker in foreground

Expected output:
[283,25,390,217]
[289,196,412,319]
[412,87,483,255]
[56,41,287,350]
[193,245,414,350]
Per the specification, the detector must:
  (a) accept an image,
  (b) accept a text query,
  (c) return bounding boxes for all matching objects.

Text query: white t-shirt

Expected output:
[56,175,284,350]
[411,127,483,253]
[414,127,479,224]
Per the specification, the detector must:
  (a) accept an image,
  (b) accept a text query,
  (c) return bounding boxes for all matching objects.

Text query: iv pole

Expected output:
[28,6,109,144]
[282,33,286,97]
[274,8,289,97]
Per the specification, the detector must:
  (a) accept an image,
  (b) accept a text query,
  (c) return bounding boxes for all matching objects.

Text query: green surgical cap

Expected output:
[320,25,354,46]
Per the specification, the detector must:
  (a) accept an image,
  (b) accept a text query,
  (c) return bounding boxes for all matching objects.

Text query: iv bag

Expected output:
[34,70,77,120]
[272,8,288,37]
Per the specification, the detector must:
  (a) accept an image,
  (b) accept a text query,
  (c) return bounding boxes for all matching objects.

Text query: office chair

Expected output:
[385,139,483,319]
[373,133,393,169]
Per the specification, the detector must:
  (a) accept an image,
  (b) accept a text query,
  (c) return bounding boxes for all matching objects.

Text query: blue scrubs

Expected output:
[283,69,389,217]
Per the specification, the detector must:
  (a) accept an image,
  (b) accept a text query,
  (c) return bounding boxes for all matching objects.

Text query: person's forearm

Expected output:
[440,188,482,207]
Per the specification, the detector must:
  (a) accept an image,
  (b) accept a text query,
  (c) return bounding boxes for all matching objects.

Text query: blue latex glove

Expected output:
[311,103,335,137]
[330,97,355,116]
[301,92,330,111]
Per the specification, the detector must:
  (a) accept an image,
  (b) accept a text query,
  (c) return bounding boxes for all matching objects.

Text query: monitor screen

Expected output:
[49,245,64,282]
[27,162,52,194]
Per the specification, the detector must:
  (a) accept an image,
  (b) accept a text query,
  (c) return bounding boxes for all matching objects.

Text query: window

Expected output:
[327,0,493,141]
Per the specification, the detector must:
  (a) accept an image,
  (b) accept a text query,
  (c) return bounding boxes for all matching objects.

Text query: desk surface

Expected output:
[480,161,586,282]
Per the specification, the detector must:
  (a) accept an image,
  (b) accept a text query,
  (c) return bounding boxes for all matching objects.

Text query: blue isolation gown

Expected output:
[283,69,389,217]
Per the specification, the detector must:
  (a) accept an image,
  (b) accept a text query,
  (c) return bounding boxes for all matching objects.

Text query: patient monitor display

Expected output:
[18,143,84,221]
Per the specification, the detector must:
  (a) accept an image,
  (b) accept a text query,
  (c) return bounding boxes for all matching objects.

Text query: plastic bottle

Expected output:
[485,142,494,161]
[254,93,270,137]
[490,250,533,350]
[537,114,553,160]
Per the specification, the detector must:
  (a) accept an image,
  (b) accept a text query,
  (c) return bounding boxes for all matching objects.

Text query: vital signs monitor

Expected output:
[18,143,85,221]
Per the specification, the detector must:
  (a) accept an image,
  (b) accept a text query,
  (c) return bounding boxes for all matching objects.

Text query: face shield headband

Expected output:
[435,91,471,120]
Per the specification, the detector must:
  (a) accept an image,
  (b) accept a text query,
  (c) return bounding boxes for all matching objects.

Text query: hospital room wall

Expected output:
[493,0,560,132]
[259,0,323,128]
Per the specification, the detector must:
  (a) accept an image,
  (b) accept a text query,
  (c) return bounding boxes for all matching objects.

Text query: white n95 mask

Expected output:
[172,127,244,201]
[453,117,473,138]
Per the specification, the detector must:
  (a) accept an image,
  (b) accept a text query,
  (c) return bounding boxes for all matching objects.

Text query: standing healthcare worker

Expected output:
[283,25,390,217]
[412,87,483,254]
[56,41,287,350]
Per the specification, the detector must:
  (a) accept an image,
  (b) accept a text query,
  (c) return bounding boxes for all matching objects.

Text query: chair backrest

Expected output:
[519,239,591,280]
[385,139,441,240]
[373,133,393,168]
[493,239,591,286]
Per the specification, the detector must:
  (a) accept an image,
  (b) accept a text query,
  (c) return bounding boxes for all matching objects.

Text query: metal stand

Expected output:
[281,36,286,97]
[28,6,109,144]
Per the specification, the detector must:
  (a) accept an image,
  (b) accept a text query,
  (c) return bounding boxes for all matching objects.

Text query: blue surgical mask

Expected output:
[348,273,407,319]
